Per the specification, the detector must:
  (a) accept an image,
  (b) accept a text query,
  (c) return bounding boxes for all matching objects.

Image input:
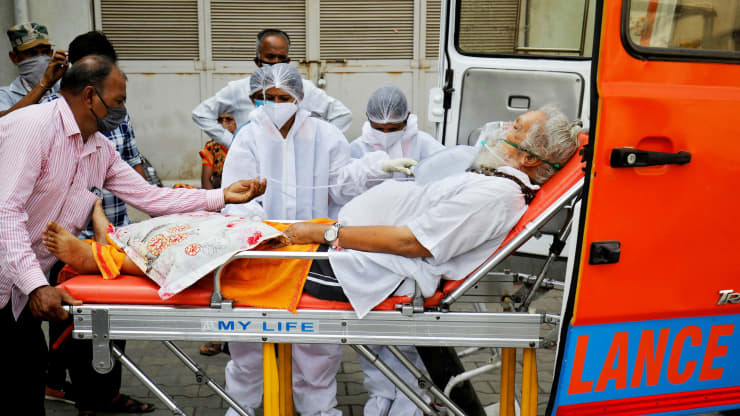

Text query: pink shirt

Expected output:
[0,98,224,318]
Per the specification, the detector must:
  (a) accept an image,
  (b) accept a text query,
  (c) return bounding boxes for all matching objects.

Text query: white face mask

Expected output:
[18,54,50,87]
[262,101,298,129]
[367,128,405,149]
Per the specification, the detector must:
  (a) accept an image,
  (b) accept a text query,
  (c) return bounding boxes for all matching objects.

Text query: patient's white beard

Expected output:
[472,141,513,171]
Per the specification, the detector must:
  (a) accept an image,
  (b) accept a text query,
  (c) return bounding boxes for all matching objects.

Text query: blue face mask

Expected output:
[254,99,274,108]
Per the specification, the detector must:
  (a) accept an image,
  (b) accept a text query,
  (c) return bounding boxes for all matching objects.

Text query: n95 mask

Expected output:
[263,102,298,129]
[367,128,405,149]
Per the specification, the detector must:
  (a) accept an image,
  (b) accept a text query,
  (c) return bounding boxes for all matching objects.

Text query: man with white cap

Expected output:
[0,22,68,117]
[192,29,352,148]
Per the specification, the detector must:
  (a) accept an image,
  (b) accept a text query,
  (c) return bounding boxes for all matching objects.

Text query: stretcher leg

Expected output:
[521,348,538,416]
[263,343,280,416]
[352,344,439,415]
[161,341,251,416]
[277,343,294,415]
[499,347,517,416]
[110,343,187,416]
[386,345,466,416]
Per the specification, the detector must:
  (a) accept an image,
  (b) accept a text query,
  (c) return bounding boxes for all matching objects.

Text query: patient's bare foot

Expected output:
[42,221,99,274]
[91,200,110,245]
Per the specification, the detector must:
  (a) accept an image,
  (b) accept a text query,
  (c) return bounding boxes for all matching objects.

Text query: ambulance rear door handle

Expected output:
[589,241,620,265]
[610,148,691,167]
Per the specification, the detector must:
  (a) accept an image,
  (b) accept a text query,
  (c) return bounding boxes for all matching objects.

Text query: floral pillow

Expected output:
[109,211,283,299]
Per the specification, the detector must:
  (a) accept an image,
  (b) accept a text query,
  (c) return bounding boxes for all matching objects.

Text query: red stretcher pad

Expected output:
[59,133,587,312]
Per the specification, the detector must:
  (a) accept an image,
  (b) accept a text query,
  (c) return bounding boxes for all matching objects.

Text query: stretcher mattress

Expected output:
[58,273,443,311]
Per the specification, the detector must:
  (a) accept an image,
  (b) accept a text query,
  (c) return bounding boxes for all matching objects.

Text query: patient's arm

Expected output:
[283,222,432,258]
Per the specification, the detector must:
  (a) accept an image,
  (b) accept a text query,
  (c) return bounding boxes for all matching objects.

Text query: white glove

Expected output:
[381,158,418,176]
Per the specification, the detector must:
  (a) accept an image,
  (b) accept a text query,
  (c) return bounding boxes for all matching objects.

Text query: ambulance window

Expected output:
[625,0,740,61]
[455,0,596,58]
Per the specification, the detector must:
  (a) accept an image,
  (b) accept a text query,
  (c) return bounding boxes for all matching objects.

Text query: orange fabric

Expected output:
[220,219,334,313]
[89,240,127,280]
[199,140,229,172]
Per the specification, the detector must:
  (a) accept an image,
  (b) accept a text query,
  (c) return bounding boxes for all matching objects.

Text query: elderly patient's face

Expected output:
[474,110,547,171]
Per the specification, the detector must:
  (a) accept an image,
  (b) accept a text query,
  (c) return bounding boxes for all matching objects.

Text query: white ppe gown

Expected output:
[192,77,352,148]
[221,108,389,220]
[221,108,388,416]
[350,114,443,177]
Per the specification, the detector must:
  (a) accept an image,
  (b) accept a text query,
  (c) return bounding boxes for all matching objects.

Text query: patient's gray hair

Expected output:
[521,104,582,184]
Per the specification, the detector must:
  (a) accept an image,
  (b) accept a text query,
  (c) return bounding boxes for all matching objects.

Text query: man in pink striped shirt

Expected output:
[0,55,265,415]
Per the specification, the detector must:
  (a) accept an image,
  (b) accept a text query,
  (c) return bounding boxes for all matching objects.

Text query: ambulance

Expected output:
[431,0,740,414]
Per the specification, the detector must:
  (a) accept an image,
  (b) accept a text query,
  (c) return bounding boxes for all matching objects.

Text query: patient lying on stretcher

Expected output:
[42,105,581,317]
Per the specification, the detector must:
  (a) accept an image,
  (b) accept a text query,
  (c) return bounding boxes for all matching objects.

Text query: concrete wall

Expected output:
[0,1,19,86]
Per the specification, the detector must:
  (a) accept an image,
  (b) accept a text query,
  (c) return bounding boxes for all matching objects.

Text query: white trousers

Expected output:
[225,342,343,416]
[358,345,430,416]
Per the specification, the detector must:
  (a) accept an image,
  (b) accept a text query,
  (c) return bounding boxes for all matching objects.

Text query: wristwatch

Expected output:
[324,223,342,244]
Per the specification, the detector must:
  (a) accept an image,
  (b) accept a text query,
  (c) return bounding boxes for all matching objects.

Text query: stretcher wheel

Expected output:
[416,346,485,416]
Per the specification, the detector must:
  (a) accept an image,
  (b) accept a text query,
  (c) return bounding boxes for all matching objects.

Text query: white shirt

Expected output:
[221,108,387,221]
[192,77,352,148]
[329,167,536,318]
[350,114,444,180]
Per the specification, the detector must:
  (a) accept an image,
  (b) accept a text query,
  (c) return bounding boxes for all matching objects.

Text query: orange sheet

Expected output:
[220,219,333,313]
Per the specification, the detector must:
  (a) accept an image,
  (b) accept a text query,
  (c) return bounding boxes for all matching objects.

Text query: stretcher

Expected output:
[60,133,587,416]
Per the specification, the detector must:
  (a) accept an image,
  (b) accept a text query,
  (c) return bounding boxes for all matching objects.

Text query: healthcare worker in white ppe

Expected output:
[192,29,352,148]
[219,63,416,416]
[349,84,443,415]
[351,85,443,176]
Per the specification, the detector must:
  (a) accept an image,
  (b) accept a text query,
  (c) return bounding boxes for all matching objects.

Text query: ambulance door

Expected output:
[550,1,740,415]
[432,0,596,148]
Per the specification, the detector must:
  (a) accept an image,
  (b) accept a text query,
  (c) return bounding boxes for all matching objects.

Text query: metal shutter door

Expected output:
[458,0,519,54]
[211,0,306,61]
[100,0,199,60]
[426,0,442,58]
[320,0,414,59]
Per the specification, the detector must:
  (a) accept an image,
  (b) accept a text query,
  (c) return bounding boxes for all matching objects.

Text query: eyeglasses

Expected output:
[498,138,560,169]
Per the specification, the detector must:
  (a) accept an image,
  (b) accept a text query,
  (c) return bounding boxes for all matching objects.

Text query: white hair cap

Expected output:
[249,63,304,102]
[366,85,409,124]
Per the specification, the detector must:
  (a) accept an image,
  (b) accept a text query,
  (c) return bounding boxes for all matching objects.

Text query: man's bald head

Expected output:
[60,55,124,95]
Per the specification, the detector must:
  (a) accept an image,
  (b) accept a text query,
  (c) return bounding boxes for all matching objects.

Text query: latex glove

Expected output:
[381,158,418,176]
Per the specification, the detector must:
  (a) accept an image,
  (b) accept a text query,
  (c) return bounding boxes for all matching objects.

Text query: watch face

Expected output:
[324,226,338,242]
